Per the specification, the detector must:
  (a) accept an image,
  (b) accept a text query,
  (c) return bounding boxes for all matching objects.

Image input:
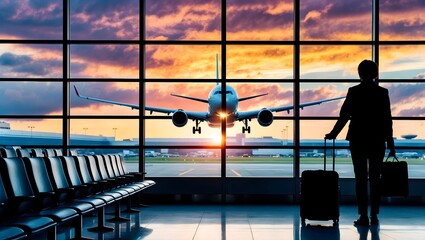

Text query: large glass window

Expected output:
[1,0,425,185]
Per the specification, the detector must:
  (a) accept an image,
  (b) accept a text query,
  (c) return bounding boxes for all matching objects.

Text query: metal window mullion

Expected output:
[221,0,227,202]
[140,0,146,175]
[293,0,301,203]
[63,0,70,155]
[372,0,379,83]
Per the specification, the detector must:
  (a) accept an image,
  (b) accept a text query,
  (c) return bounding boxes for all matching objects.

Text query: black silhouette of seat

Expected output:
[54,149,63,156]
[0,226,26,240]
[0,168,53,239]
[30,148,44,157]
[115,154,155,187]
[0,157,77,236]
[44,149,55,157]
[0,148,17,158]
[16,148,31,158]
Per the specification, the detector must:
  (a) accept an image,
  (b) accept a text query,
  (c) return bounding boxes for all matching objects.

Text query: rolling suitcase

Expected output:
[300,139,339,225]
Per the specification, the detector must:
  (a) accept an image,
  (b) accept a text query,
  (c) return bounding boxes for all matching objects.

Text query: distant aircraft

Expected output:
[74,55,344,134]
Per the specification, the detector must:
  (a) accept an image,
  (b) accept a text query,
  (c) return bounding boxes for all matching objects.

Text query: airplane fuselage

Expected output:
[207,85,238,128]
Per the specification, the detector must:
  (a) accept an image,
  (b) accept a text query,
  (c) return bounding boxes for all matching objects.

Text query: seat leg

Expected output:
[72,214,93,240]
[88,207,114,232]
[47,226,57,240]
[123,196,140,213]
[107,201,130,222]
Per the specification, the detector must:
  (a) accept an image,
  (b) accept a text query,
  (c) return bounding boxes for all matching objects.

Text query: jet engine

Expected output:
[257,109,273,127]
[172,110,188,127]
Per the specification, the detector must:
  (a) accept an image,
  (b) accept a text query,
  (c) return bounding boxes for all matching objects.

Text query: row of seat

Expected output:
[0,151,155,239]
[0,147,68,158]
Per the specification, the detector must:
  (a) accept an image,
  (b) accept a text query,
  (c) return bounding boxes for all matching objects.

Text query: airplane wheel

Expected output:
[199,127,201,134]
[192,127,196,134]
[247,126,251,134]
[242,127,245,134]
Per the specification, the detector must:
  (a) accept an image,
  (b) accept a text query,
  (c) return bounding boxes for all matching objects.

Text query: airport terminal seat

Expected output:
[0,148,17,158]
[0,226,26,240]
[16,148,31,158]
[31,148,45,157]
[44,149,56,157]
[0,157,70,238]
[54,149,63,156]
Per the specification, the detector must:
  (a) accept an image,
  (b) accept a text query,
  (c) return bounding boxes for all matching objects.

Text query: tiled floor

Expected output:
[56,204,425,240]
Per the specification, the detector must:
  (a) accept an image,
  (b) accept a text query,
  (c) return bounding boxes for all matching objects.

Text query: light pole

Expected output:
[28,126,35,138]
[83,127,88,135]
[113,128,117,139]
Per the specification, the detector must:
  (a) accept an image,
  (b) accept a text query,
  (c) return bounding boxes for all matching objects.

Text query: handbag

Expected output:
[381,156,408,197]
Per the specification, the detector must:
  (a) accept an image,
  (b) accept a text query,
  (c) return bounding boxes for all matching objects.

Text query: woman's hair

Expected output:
[358,60,378,80]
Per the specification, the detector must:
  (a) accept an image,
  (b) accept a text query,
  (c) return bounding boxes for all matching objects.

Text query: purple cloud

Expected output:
[0,51,62,77]
[0,0,62,39]
[0,82,62,115]
[70,0,139,40]
[71,82,139,108]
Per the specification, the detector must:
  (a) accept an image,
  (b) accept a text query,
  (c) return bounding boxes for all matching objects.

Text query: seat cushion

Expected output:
[75,197,107,208]
[60,202,94,214]
[38,207,78,222]
[0,226,26,240]
[7,216,55,234]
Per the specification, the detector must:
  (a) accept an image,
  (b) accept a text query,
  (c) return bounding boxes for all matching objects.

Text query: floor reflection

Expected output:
[55,204,425,240]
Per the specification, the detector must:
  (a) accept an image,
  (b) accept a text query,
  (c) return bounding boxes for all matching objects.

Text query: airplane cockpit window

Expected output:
[214,91,222,95]
[226,91,233,95]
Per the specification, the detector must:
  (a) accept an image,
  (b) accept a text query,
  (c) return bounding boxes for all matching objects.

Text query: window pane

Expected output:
[145,120,222,147]
[227,120,293,147]
[300,0,371,40]
[380,0,425,40]
[145,45,221,79]
[146,82,215,116]
[300,145,353,178]
[145,0,221,40]
[145,148,221,177]
[300,45,371,79]
[226,0,293,40]
[70,45,139,79]
[300,83,354,117]
[227,149,294,177]
[0,1,63,40]
[0,44,62,78]
[300,120,349,145]
[0,119,62,146]
[380,83,425,117]
[70,0,139,40]
[380,45,425,79]
[231,83,293,116]
[227,45,293,79]
[71,82,138,116]
[0,82,62,115]
[70,119,138,146]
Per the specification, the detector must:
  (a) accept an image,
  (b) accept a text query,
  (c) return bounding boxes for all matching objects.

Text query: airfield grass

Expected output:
[127,156,425,164]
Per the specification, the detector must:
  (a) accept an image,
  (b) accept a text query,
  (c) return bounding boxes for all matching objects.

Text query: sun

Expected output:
[211,132,223,144]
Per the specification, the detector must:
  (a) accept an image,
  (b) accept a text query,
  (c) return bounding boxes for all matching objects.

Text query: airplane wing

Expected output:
[236,96,345,120]
[145,106,209,120]
[75,86,209,121]
[74,86,139,109]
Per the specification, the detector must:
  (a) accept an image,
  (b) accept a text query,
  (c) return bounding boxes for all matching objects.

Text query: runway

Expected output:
[126,162,425,178]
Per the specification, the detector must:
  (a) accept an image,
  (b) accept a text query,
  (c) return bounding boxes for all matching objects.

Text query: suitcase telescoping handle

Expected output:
[324,138,336,171]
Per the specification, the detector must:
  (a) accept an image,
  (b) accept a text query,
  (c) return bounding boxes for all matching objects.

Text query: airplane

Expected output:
[74,55,345,134]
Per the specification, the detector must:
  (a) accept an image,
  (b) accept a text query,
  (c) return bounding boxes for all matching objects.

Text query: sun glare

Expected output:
[211,132,223,144]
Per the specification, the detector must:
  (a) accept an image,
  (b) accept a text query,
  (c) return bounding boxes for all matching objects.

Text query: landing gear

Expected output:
[242,119,251,134]
[192,119,202,134]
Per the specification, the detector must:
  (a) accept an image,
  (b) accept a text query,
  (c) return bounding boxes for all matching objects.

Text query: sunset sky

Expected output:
[1,0,425,142]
